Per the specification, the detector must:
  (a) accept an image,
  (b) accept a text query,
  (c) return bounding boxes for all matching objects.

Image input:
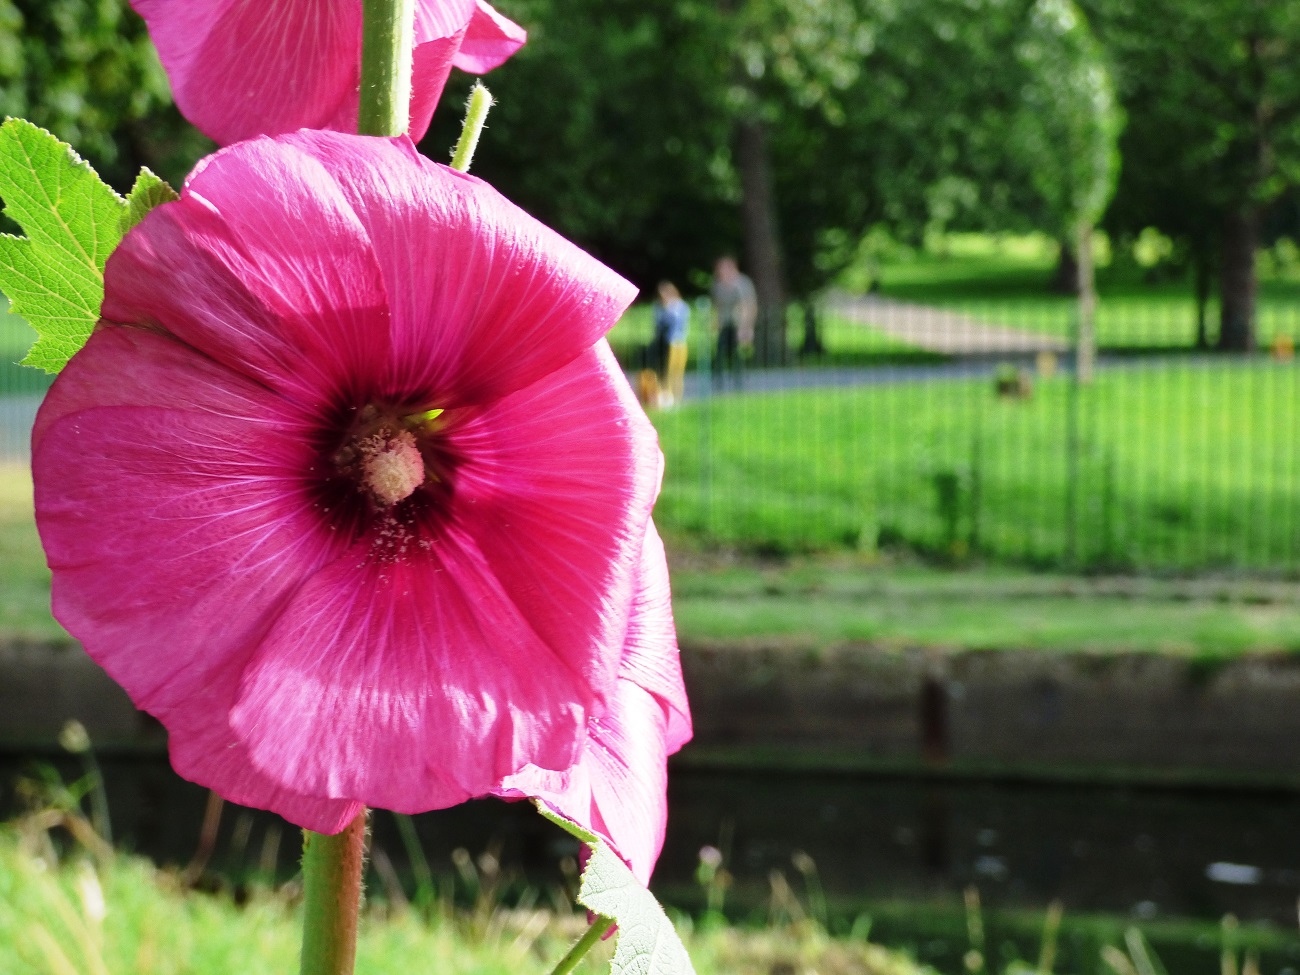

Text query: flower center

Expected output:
[358,428,425,507]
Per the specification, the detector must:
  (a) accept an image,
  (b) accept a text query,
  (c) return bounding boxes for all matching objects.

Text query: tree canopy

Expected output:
[1086,0,1300,348]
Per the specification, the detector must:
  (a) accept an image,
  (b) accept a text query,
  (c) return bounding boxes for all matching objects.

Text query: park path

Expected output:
[824,292,1069,355]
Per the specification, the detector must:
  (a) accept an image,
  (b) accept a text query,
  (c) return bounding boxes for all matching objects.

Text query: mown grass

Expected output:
[671,560,1300,656]
[652,360,1300,572]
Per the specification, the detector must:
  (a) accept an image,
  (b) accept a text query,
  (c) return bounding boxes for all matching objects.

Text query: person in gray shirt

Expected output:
[710,255,756,390]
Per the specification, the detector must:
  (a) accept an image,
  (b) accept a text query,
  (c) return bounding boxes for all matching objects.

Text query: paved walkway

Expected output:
[825,292,1068,355]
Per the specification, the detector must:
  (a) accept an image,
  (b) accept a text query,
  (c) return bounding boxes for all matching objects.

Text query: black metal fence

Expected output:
[631,292,1300,573]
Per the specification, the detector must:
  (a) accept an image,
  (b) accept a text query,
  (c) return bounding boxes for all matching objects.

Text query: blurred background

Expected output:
[3,1,1300,973]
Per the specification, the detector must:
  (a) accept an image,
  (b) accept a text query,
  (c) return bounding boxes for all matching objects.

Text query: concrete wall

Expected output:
[682,639,1300,780]
[7,636,1300,781]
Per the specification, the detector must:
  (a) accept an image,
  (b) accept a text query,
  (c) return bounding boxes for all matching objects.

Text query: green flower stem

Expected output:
[450,83,496,173]
[549,916,616,975]
[358,0,416,136]
[300,810,368,975]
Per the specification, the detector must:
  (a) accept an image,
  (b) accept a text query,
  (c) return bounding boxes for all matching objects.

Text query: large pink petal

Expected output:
[166,668,362,835]
[413,0,479,42]
[618,523,692,752]
[130,0,365,146]
[448,342,661,703]
[453,1,528,73]
[102,138,392,412]
[33,328,351,826]
[512,681,670,887]
[500,522,691,884]
[408,31,466,144]
[277,131,638,407]
[227,344,659,814]
[406,0,482,138]
[229,529,588,813]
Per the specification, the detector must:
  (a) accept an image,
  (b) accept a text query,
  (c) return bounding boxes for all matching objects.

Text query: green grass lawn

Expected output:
[652,360,1300,571]
[0,297,36,361]
[0,466,60,642]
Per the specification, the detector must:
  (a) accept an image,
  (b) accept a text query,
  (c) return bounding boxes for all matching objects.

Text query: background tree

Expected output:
[711,0,873,364]
[821,0,1041,255]
[1087,0,1300,351]
[1013,0,1122,380]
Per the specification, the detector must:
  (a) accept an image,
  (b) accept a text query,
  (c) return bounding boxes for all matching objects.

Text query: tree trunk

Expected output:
[1052,238,1080,296]
[736,118,788,366]
[1218,206,1258,352]
[1075,223,1096,384]
[798,302,824,358]
[1193,248,1213,350]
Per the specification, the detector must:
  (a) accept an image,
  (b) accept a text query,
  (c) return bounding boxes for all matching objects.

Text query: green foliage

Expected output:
[719,0,874,124]
[0,827,564,975]
[0,120,178,374]
[1014,0,1122,233]
[0,119,124,373]
[0,0,210,192]
[542,806,696,975]
[119,167,178,236]
[1086,0,1300,252]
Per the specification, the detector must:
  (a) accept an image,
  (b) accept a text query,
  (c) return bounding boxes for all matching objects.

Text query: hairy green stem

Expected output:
[358,0,416,136]
[300,811,368,975]
[549,916,616,975]
[450,82,496,172]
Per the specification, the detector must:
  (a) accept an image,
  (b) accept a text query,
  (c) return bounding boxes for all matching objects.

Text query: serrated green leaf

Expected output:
[120,168,179,236]
[541,805,696,975]
[0,117,126,373]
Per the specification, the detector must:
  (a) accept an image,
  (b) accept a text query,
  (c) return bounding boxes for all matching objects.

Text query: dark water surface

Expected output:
[4,756,1300,928]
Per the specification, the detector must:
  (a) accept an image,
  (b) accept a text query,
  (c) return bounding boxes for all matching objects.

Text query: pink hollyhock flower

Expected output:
[130,0,526,146]
[32,129,661,834]
[497,521,692,884]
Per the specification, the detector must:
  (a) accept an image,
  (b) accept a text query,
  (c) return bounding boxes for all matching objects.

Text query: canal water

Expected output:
[4,755,1300,930]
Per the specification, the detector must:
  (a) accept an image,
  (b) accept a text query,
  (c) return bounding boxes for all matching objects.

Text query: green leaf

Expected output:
[540,806,696,975]
[120,168,179,236]
[0,117,126,373]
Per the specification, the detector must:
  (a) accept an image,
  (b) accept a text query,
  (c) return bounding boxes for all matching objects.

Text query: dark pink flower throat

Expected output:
[320,403,462,556]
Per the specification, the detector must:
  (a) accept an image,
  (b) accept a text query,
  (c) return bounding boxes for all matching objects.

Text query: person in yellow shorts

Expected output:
[653,281,690,407]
